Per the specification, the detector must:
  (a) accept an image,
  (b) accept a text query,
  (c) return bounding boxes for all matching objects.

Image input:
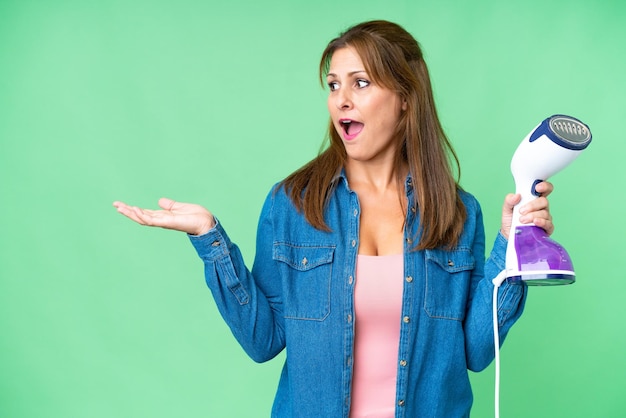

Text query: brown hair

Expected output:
[281,20,466,250]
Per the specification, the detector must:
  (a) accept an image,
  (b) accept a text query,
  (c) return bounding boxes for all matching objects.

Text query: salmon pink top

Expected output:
[350,254,404,418]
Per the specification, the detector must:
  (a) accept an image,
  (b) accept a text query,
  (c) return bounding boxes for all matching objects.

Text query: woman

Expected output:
[114,20,553,417]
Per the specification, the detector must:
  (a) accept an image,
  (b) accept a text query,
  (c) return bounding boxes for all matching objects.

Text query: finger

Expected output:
[115,204,147,225]
[133,206,160,226]
[532,217,555,236]
[158,197,177,211]
[114,201,149,223]
[113,201,134,217]
[534,181,554,197]
[113,201,135,211]
[503,193,521,212]
[520,208,551,223]
[520,196,550,215]
[131,206,166,226]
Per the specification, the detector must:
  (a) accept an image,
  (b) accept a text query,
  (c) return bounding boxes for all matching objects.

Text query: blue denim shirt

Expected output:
[189,173,527,417]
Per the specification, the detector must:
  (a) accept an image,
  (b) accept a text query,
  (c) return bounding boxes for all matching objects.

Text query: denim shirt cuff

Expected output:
[488,231,508,272]
[187,218,231,260]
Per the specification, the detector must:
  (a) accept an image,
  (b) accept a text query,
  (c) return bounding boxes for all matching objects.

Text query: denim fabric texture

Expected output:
[189,172,527,418]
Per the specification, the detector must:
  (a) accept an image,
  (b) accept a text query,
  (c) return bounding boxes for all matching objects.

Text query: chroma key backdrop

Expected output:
[1,0,624,417]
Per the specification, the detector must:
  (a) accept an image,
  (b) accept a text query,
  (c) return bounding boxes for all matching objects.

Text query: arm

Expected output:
[463,182,554,371]
[464,229,525,372]
[189,196,286,362]
[113,192,286,363]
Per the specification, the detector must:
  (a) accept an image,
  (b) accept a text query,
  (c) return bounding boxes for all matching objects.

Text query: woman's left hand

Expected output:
[500,181,554,240]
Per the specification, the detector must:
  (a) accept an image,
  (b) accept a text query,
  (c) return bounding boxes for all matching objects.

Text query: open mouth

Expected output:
[340,119,364,139]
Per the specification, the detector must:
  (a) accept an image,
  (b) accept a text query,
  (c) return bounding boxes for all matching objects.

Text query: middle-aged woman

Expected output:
[114,20,554,418]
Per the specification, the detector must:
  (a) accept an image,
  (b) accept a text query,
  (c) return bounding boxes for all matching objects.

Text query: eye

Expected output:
[356,79,370,88]
[327,81,339,91]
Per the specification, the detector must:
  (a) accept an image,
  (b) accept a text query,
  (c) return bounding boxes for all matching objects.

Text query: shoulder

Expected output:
[259,182,303,222]
[262,182,289,210]
[268,181,295,206]
[456,188,485,245]
[458,188,482,216]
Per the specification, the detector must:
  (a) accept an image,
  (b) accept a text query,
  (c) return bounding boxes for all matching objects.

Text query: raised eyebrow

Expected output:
[326,70,367,78]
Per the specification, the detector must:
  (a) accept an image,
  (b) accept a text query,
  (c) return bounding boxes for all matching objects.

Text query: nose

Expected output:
[335,88,353,110]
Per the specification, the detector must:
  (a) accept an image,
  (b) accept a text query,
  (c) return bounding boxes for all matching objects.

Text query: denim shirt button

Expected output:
[347,314,353,323]
[351,239,356,247]
[405,276,413,283]
[348,275,354,285]
[211,240,220,247]
[399,360,407,367]
[403,316,410,323]
[398,399,405,407]
[406,237,413,244]
[353,209,358,216]
[447,259,454,267]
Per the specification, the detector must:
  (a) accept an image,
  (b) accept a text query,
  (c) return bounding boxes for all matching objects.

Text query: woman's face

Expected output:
[326,46,405,166]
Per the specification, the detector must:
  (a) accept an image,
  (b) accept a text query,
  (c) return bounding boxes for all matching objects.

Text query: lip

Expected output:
[338,118,363,141]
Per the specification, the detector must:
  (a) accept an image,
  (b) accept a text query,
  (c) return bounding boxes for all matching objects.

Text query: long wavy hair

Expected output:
[281,20,466,250]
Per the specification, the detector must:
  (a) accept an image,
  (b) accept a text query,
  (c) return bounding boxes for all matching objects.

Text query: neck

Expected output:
[345,158,408,193]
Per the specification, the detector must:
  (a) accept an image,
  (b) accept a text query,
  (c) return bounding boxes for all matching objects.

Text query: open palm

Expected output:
[113,197,215,236]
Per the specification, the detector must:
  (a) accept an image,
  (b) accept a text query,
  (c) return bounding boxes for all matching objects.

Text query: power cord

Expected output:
[491,270,508,418]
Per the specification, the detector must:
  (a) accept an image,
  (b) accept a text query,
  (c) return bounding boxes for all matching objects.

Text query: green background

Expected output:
[1,0,624,416]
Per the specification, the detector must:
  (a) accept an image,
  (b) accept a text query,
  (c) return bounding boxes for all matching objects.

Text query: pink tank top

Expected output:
[350,254,404,418]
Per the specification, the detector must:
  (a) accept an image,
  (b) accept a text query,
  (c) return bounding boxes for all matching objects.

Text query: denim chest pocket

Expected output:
[424,247,475,321]
[273,243,335,321]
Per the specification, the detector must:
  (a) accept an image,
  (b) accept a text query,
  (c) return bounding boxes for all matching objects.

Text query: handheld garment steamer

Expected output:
[504,114,592,285]
[492,114,592,418]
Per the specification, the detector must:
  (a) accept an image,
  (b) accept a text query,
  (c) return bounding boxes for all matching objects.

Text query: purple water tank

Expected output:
[508,225,575,285]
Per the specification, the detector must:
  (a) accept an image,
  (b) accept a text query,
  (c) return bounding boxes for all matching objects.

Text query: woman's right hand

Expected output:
[113,198,215,236]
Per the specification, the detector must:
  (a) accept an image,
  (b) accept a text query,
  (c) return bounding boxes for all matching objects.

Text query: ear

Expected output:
[402,99,408,111]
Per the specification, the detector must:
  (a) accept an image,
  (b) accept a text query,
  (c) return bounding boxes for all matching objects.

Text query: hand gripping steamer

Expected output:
[492,114,591,418]
[505,114,592,285]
